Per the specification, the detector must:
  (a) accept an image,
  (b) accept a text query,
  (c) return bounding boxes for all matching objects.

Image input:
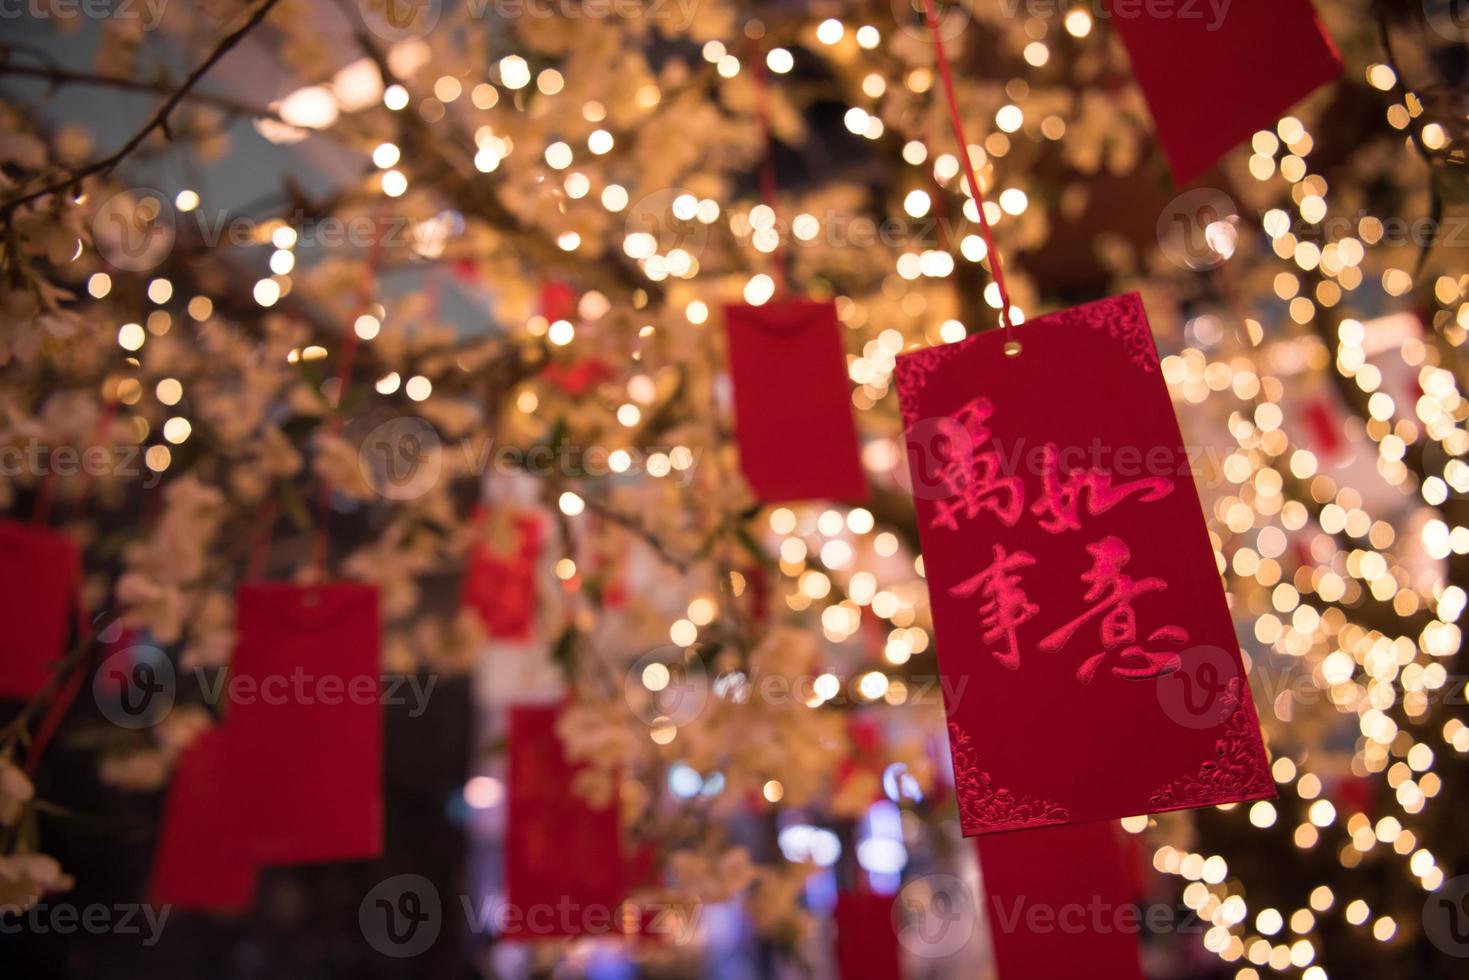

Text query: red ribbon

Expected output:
[921,0,1014,330]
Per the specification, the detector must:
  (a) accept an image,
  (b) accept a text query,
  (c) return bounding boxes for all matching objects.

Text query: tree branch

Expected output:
[0,0,283,216]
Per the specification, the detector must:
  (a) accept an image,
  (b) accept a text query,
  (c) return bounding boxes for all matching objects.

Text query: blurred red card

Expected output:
[895,293,1271,835]
[834,891,902,980]
[228,583,382,864]
[976,822,1143,980]
[1112,0,1341,185]
[503,705,626,940]
[724,300,867,503]
[149,730,258,912]
[0,520,79,700]
[461,509,542,641]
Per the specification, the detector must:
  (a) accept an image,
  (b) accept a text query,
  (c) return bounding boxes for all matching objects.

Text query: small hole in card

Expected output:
[1003,340,1023,358]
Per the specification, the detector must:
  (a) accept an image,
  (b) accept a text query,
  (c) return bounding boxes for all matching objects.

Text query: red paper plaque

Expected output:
[724,299,867,503]
[503,704,627,941]
[461,509,543,641]
[834,890,903,980]
[976,822,1143,980]
[227,582,383,864]
[0,520,79,700]
[896,294,1271,835]
[149,730,259,912]
[1112,0,1341,185]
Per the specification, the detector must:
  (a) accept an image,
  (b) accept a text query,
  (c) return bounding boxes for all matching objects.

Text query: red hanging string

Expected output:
[748,38,789,297]
[921,0,1015,332]
[312,206,388,575]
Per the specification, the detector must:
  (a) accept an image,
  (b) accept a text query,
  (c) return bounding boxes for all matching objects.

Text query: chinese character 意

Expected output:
[931,397,1024,532]
[949,544,1039,670]
[1038,535,1188,683]
[1029,443,1174,534]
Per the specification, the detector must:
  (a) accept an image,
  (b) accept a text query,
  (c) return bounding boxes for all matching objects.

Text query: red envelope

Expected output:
[503,704,626,940]
[0,520,79,700]
[149,730,259,912]
[724,300,867,503]
[976,822,1143,980]
[461,510,543,641]
[896,294,1272,835]
[1112,0,1341,185]
[227,583,382,864]
[834,891,902,980]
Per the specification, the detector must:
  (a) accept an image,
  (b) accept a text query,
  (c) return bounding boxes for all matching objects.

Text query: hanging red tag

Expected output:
[833,891,903,980]
[503,704,627,940]
[896,294,1272,834]
[461,509,543,641]
[227,583,382,864]
[149,730,259,912]
[724,299,867,503]
[1112,0,1341,185]
[975,822,1144,980]
[0,520,79,700]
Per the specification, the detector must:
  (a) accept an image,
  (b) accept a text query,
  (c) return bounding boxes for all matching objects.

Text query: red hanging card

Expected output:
[833,891,903,980]
[724,300,867,503]
[503,704,627,940]
[1112,0,1341,185]
[0,520,79,700]
[461,509,543,641]
[149,730,259,912]
[896,293,1272,835]
[227,582,382,864]
[976,822,1143,980]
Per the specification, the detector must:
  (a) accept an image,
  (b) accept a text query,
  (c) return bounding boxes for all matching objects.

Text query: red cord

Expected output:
[312,207,387,575]
[921,0,1014,330]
